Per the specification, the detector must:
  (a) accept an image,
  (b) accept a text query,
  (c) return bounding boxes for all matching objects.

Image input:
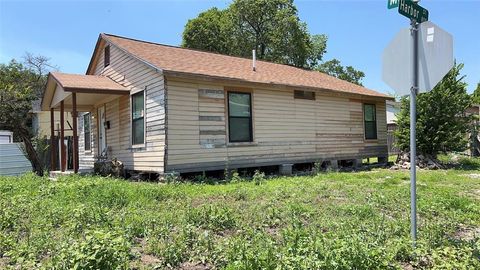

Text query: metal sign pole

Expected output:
[385,0,453,247]
[410,17,418,246]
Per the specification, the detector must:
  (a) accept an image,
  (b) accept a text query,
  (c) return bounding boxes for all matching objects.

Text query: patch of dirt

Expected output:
[453,225,480,241]
[265,226,281,238]
[400,262,414,270]
[178,262,213,270]
[0,257,9,269]
[130,237,161,267]
[462,173,480,179]
[459,189,480,200]
[215,228,237,237]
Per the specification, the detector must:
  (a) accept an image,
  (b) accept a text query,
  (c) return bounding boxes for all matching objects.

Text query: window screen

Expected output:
[294,90,315,100]
[83,113,91,150]
[132,91,145,145]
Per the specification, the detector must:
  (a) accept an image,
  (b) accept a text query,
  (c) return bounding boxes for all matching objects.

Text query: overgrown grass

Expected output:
[1,161,480,269]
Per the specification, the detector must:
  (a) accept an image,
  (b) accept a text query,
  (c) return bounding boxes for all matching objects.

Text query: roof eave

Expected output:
[102,34,164,74]
[85,34,104,75]
[163,70,393,100]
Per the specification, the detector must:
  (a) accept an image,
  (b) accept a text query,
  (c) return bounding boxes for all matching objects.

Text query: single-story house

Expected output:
[41,33,393,176]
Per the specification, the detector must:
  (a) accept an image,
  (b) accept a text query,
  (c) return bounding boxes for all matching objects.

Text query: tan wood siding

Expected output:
[78,42,166,173]
[166,79,388,173]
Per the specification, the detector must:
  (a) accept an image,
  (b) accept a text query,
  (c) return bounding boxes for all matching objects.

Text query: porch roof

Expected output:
[41,72,130,111]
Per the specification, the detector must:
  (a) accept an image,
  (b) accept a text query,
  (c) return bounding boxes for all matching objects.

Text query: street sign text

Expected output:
[398,0,428,23]
[388,0,400,9]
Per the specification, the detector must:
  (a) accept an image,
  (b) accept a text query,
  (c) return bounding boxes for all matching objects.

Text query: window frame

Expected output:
[83,113,91,151]
[104,45,110,67]
[131,90,146,147]
[363,103,377,140]
[227,91,253,143]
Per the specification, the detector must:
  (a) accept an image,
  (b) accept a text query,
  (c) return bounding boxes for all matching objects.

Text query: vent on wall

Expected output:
[294,90,315,100]
[104,45,110,67]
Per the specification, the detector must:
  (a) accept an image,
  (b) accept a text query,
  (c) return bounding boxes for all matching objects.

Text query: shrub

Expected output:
[252,170,266,185]
[51,229,130,270]
[231,170,243,183]
[313,161,323,174]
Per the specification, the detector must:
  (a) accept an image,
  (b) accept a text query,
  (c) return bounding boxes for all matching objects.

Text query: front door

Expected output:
[98,106,107,156]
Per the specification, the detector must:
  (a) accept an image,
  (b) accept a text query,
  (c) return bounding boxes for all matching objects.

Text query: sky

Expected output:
[0,0,479,95]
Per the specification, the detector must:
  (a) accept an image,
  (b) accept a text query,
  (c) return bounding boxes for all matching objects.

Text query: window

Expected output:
[228,92,253,142]
[364,104,377,140]
[294,90,315,100]
[104,45,110,67]
[83,113,91,151]
[131,91,145,145]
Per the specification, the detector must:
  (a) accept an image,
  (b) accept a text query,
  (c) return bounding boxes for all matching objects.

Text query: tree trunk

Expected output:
[17,129,44,177]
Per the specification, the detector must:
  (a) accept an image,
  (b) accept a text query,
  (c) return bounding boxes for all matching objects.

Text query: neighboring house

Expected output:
[32,99,73,137]
[41,33,392,176]
[386,100,400,155]
[386,100,400,128]
[31,99,74,170]
[0,130,13,144]
[0,130,32,176]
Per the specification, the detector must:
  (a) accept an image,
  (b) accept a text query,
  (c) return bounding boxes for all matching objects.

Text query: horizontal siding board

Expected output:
[166,79,388,172]
[78,42,166,173]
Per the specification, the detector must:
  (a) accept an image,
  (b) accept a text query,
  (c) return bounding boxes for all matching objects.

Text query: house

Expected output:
[31,99,73,138]
[31,100,75,170]
[386,100,400,155]
[386,100,400,128]
[41,33,393,176]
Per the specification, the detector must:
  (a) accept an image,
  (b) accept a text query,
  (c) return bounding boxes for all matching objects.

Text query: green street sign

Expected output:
[388,0,400,9]
[398,0,429,23]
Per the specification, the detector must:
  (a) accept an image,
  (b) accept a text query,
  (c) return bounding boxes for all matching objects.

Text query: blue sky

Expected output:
[1,0,479,94]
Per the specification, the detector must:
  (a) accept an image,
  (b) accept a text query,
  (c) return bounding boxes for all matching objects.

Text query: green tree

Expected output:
[183,0,316,68]
[316,59,365,86]
[472,82,480,104]
[182,8,233,54]
[0,54,54,176]
[182,0,363,84]
[395,63,472,158]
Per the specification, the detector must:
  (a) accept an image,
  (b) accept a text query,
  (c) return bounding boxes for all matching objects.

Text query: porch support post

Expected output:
[60,100,66,172]
[72,93,78,173]
[50,108,56,171]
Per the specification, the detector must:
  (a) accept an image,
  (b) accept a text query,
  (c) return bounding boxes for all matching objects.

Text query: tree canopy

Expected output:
[395,63,472,158]
[472,82,480,104]
[0,54,54,176]
[316,59,366,86]
[182,0,364,85]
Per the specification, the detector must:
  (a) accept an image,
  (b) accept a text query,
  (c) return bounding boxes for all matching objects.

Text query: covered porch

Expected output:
[41,72,129,173]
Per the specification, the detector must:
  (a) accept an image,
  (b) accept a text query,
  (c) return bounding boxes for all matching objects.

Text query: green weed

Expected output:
[1,161,479,269]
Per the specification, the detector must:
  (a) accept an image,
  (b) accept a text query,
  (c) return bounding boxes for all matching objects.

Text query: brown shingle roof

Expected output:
[103,33,390,99]
[50,72,129,92]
